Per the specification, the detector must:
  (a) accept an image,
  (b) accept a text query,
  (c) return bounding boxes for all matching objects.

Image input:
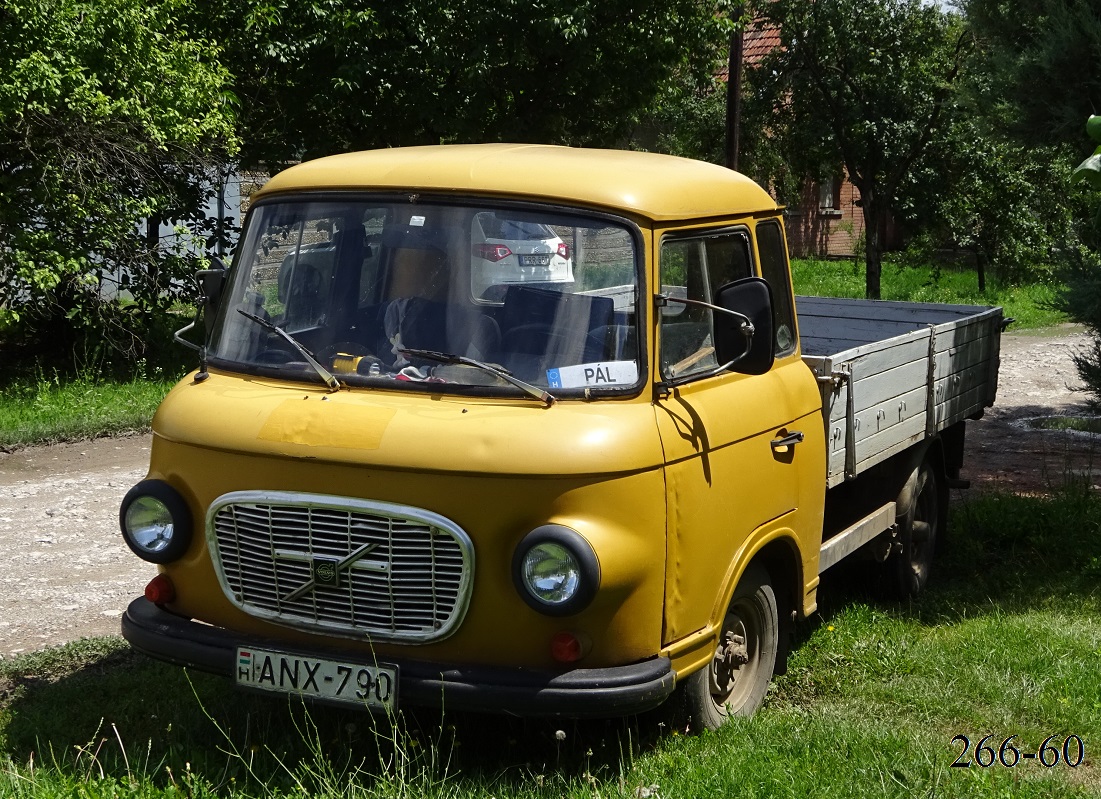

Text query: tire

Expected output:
[675,564,779,732]
[885,459,944,599]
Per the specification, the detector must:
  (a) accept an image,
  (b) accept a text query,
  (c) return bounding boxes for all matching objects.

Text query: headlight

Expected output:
[522,543,580,603]
[512,525,599,616]
[119,479,193,564]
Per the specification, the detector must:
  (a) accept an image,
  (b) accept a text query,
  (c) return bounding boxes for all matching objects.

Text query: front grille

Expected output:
[207,492,473,642]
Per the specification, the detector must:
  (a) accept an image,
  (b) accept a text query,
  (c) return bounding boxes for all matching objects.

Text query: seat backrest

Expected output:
[280,261,325,330]
[385,247,449,303]
[496,287,616,379]
[500,286,614,343]
[588,324,637,361]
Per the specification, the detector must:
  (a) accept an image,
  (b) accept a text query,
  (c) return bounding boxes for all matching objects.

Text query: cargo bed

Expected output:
[797,296,1002,488]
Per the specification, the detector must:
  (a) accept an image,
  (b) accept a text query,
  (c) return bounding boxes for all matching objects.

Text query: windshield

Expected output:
[207,199,642,397]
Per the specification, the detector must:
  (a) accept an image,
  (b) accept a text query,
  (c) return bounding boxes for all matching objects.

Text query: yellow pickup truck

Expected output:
[119,145,1001,731]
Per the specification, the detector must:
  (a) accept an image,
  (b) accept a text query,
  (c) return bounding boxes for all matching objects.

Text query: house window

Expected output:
[818,177,842,217]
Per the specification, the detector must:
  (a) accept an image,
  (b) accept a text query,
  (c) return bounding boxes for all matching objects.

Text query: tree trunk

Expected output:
[861,188,883,300]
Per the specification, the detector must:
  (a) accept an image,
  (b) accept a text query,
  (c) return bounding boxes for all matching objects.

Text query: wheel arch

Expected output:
[704,533,803,680]
[894,435,950,530]
[747,537,801,674]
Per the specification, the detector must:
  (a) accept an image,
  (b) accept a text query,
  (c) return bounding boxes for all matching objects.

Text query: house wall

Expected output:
[783,176,899,260]
[785,178,861,259]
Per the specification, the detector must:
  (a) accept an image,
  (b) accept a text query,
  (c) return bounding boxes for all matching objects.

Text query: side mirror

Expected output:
[714,277,774,375]
[197,257,229,339]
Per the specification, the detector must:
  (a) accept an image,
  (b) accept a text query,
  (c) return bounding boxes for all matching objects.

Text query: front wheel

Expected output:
[675,563,779,732]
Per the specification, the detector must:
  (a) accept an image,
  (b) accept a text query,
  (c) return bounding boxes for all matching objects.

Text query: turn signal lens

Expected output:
[144,574,176,605]
[551,631,583,663]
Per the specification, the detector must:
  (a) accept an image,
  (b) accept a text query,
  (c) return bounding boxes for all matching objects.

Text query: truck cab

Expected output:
[119,145,925,729]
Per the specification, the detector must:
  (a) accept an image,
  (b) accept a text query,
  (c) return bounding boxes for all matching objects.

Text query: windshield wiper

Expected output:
[399,348,556,406]
[236,309,342,392]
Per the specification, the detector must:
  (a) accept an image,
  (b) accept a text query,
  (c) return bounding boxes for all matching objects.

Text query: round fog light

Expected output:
[120,479,193,564]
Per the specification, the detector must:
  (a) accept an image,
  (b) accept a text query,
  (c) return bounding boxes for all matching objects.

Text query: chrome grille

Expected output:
[207,492,473,642]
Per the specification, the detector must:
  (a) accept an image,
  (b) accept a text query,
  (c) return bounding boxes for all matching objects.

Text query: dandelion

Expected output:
[555,729,566,741]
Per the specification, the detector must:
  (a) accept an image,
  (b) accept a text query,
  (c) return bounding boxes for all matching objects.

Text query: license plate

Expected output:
[518,253,552,266]
[236,646,398,711]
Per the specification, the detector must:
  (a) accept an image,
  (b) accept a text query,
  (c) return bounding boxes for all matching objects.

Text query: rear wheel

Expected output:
[886,460,944,598]
[676,564,779,732]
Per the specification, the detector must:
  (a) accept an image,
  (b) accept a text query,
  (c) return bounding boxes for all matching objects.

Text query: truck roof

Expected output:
[253,144,779,223]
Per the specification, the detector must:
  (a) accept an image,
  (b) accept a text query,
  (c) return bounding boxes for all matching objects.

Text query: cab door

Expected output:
[655,223,822,644]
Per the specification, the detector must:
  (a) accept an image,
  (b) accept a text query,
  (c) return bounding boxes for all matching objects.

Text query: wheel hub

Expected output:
[711,626,750,695]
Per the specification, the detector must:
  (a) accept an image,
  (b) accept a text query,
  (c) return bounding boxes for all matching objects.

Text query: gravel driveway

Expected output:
[0,435,153,658]
[0,325,1095,658]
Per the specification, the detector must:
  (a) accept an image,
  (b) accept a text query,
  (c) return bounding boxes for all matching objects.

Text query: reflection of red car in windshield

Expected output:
[470,212,573,301]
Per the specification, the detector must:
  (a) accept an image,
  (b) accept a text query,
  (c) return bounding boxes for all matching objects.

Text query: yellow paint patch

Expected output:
[258,399,395,449]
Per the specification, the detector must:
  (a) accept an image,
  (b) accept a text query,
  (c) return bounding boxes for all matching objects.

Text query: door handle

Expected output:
[770,430,805,451]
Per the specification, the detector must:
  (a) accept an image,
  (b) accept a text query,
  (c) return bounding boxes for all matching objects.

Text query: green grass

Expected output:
[792,258,1067,329]
[0,259,1066,449]
[2,482,1099,797]
[1028,416,1101,434]
[0,373,180,448]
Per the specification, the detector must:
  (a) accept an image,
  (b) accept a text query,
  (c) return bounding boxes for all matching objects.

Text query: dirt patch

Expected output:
[0,434,154,659]
[964,324,1099,493]
[0,326,1097,657]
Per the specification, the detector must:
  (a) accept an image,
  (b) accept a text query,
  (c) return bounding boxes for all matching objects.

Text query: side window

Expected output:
[755,220,797,356]
[659,231,753,380]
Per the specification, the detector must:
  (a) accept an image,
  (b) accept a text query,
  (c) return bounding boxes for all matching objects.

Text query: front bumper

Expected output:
[122,597,675,717]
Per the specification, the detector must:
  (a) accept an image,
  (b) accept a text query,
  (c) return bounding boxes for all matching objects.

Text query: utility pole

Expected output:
[725,8,746,172]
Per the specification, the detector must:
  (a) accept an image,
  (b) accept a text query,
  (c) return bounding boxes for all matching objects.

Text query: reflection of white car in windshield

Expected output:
[470,212,573,301]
